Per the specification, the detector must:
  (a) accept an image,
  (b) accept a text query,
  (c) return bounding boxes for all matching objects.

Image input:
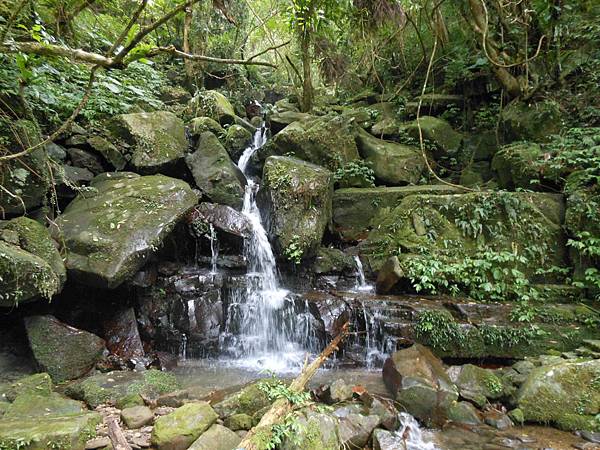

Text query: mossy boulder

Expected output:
[270,111,312,133]
[188,90,236,125]
[262,115,360,171]
[279,410,341,450]
[402,116,463,157]
[491,142,544,189]
[151,402,218,450]
[0,217,66,307]
[188,424,241,450]
[223,413,253,431]
[383,344,458,426]
[25,315,106,382]
[224,124,253,161]
[65,370,180,408]
[0,412,101,450]
[86,135,127,170]
[453,364,504,407]
[186,132,245,209]
[1,373,52,402]
[501,99,562,142]
[260,156,333,260]
[120,405,154,429]
[446,401,482,425]
[356,129,424,185]
[5,392,85,418]
[212,382,271,419]
[51,173,198,288]
[188,116,225,138]
[517,359,600,431]
[0,119,51,215]
[109,111,187,174]
[314,247,355,274]
[332,185,460,241]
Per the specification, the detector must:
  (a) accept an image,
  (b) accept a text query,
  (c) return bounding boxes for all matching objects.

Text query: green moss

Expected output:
[126,370,180,397]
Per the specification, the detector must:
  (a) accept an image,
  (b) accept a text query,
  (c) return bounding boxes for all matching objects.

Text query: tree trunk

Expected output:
[183,5,195,89]
[300,30,313,113]
[238,323,350,450]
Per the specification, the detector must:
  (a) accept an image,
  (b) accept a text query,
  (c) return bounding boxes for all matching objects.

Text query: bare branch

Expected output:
[246,40,290,61]
[107,0,149,56]
[1,41,116,67]
[140,45,278,68]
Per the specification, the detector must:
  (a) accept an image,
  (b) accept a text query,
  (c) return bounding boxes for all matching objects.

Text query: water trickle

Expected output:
[396,413,439,450]
[180,333,188,361]
[209,224,219,274]
[354,256,373,292]
[220,121,313,371]
[187,299,197,330]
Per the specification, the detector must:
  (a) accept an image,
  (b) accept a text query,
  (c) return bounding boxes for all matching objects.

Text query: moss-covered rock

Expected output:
[491,142,543,189]
[0,412,101,450]
[279,410,341,450]
[260,156,333,260]
[151,402,217,450]
[188,116,225,138]
[25,315,106,382]
[51,173,198,288]
[188,91,236,125]
[212,382,271,419]
[223,413,253,431]
[86,135,127,170]
[224,124,252,161]
[517,359,600,431]
[454,364,504,407]
[65,370,180,408]
[501,99,562,142]
[270,111,312,133]
[188,424,241,450]
[0,119,51,215]
[0,216,66,307]
[185,132,245,209]
[402,116,463,156]
[356,129,424,185]
[109,111,187,174]
[1,373,52,402]
[120,405,154,429]
[332,185,460,241]
[262,115,360,171]
[314,247,355,274]
[446,400,482,425]
[4,392,85,418]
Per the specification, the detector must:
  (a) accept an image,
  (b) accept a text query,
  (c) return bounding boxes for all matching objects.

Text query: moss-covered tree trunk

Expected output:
[300,30,313,112]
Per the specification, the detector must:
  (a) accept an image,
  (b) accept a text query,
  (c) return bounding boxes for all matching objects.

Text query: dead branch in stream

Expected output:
[238,322,350,450]
[106,416,132,450]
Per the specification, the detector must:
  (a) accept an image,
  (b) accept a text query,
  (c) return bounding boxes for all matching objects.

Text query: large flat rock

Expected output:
[52,173,198,288]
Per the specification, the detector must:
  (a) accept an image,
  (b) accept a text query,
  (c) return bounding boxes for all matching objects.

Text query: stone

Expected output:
[0,412,101,450]
[2,373,52,402]
[0,217,66,307]
[188,91,236,125]
[121,406,154,429]
[492,142,544,189]
[51,173,198,288]
[356,129,424,185]
[56,165,95,199]
[371,117,402,137]
[405,94,464,117]
[332,185,460,241]
[375,256,405,294]
[185,132,245,209]
[334,405,379,448]
[223,413,253,431]
[270,111,312,133]
[224,124,253,161]
[151,402,218,450]
[47,142,67,161]
[402,116,463,156]
[484,410,513,430]
[190,203,251,238]
[517,359,600,431]
[313,247,355,275]
[508,408,525,425]
[281,410,341,450]
[328,379,352,403]
[85,436,111,449]
[0,120,51,215]
[212,382,271,419]
[372,428,402,450]
[160,86,191,105]
[87,135,127,170]
[103,307,144,360]
[262,114,360,171]
[446,401,482,425]
[66,147,106,174]
[260,156,333,260]
[109,111,187,174]
[382,344,458,426]
[189,116,225,138]
[25,315,106,382]
[4,392,85,418]
[65,370,180,408]
[455,364,504,407]
[364,396,399,430]
[580,431,600,444]
[501,99,562,142]
[188,424,241,450]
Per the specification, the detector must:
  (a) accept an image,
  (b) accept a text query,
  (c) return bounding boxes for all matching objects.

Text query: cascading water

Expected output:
[396,413,439,450]
[209,224,218,274]
[354,255,373,292]
[220,120,314,371]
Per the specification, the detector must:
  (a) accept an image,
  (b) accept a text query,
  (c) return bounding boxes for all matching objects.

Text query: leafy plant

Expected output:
[333,159,375,187]
[284,234,304,265]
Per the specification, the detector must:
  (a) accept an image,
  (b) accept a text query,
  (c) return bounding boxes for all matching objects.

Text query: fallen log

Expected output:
[238,322,350,450]
[106,416,132,450]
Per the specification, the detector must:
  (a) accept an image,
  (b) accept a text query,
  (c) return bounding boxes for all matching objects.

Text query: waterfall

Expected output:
[209,224,219,274]
[354,256,373,292]
[221,121,311,371]
[187,300,197,330]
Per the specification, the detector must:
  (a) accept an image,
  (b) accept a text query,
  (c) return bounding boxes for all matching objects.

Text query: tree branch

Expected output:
[0,0,29,42]
[107,0,149,56]
[1,41,116,67]
[140,45,278,68]
[246,40,290,61]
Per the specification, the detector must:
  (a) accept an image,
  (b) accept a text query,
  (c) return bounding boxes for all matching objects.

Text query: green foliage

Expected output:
[283,234,304,265]
[258,377,311,405]
[414,310,465,350]
[333,159,375,187]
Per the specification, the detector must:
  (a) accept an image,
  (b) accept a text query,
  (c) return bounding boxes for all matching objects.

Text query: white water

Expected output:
[187,300,197,330]
[221,123,309,372]
[209,224,218,274]
[354,255,374,292]
[396,413,439,450]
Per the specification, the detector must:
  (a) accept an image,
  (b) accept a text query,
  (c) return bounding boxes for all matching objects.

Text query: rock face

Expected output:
[109,111,188,174]
[270,111,312,133]
[87,135,127,170]
[151,402,218,450]
[190,202,251,238]
[0,119,51,215]
[224,124,253,161]
[356,130,424,185]
[382,344,458,426]
[517,359,600,431]
[188,424,241,450]
[264,115,360,170]
[188,116,225,138]
[212,382,271,419]
[103,307,144,360]
[492,142,543,190]
[0,217,66,307]
[185,132,245,209]
[52,173,198,288]
[260,156,333,260]
[281,410,341,450]
[403,116,463,156]
[188,90,236,124]
[24,315,106,382]
[453,364,504,407]
[501,99,562,142]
